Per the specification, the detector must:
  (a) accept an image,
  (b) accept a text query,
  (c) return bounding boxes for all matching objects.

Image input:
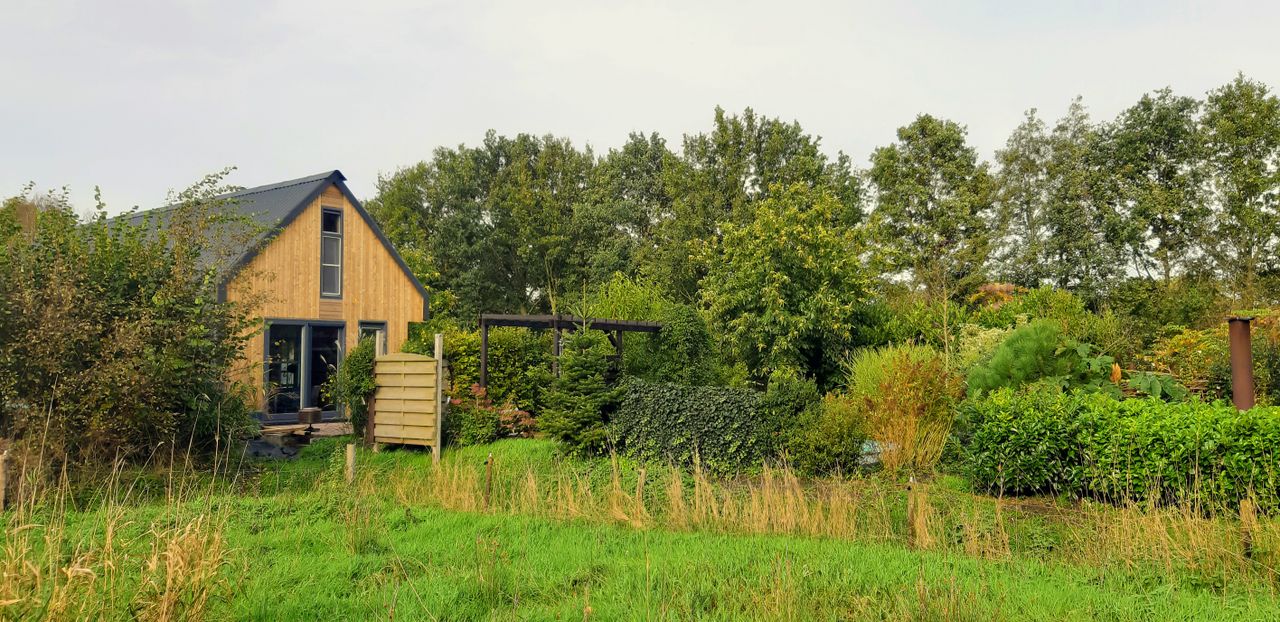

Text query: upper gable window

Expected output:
[320,208,342,298]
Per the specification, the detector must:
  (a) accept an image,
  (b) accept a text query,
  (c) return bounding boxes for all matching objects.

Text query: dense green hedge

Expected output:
[406,326,552,415]
[612,379,766,472]
[964,388,1280,510]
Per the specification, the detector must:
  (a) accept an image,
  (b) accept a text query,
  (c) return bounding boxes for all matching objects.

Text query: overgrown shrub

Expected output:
[540,330,621,455]
[407,326,552,415]
[966,320,1119,397]
[613,379,766,472]
[444,384,534,447]
[759,369,822,448]
[845,344,962,473]
[0,176,259,464]
[965,388,1280,510]
[322,338,377,439]
[784,393,868,475]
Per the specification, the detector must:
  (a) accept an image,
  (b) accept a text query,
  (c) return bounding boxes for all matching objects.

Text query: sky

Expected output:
[3,0,1278,215]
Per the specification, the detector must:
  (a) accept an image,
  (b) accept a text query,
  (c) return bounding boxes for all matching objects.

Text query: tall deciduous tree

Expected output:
[655,107,863,300]
[1039,99,1125,302]
[1201,74,1280,305]
[869,114,994,301]
[993,109,1052,287]
[1099,88,1209,282]
[700,184,869,388]
[365,132,596,317]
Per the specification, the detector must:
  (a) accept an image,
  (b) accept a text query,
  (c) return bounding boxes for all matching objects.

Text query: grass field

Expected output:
[4,438,1280,620]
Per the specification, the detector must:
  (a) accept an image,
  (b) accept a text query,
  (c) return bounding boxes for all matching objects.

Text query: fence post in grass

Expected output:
[434,332,444,465]
[345,443,356,485]
[484,452,494,511]
[0,449,7,511]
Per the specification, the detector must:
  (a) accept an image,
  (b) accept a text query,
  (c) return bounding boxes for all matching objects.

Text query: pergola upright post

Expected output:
[552,316,562,376]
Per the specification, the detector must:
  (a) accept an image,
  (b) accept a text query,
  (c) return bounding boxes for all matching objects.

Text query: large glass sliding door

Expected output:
[266,325,302,414]
[309,326,343,411]
[264,321,345,420]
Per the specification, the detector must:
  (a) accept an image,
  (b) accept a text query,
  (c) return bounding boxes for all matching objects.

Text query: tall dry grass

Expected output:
[381,452,1280,595]
[0,437,241,621]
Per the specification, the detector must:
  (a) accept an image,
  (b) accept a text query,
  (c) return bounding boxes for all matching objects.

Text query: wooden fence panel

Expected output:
[372,348,444,457]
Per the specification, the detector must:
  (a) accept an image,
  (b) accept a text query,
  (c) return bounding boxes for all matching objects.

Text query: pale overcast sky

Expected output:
[3,0,1277,214]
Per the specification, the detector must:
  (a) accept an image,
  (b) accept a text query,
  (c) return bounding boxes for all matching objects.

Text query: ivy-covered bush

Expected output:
[323,337,377,439]
[540,330,621,455]
[613,379,766,472]
[965,388,1280,511]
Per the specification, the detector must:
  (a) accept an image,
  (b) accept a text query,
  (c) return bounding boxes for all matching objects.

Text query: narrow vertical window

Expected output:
[320,208,342,297]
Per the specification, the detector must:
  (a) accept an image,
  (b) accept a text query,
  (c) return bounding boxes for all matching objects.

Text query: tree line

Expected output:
[368,73,1280,335]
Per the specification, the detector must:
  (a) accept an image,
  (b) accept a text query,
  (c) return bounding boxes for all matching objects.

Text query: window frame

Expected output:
[358,321,389,355]
[320,207,343,298]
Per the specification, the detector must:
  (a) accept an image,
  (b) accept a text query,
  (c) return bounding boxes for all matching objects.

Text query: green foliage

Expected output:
[966,320,1119,397]
[540,330,621,455]
[0,174,259,463]
[612,378,767,472]
[322,338,377,438]
[573,274,721,386]
[444,384,534,447]
[700,183,871,388]
[1127,371,1190,402]
[407,326,552,416]
[844,344,963,473]
[784,393,868,476]
[965,389,1280,510]
[1201,74,1280,306]
[869,114,995,300]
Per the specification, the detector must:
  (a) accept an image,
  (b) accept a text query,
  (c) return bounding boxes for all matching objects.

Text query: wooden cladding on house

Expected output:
[373,353,442,449]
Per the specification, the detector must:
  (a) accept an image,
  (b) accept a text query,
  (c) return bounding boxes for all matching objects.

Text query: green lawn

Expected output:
[5,438,1280,620]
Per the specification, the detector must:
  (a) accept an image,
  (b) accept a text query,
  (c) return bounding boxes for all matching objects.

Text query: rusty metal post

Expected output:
[1228,316,1255,410]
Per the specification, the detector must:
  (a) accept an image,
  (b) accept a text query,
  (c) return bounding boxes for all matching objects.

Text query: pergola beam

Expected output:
[477,313,663,388]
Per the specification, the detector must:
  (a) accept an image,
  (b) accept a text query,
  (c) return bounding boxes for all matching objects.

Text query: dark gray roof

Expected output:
[119,169,429,316]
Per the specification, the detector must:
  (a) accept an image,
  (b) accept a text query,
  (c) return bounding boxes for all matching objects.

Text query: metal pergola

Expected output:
[478,313,664,387]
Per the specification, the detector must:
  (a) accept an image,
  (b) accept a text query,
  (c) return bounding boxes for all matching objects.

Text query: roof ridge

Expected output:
[220,170,341,199]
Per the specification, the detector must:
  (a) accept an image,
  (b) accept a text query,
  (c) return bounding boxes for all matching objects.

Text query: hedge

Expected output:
[612,379,767,472]
[964,388,1280,510]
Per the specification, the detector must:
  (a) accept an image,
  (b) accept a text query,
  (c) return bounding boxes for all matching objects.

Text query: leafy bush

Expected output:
[407,326,552,415]
[965,389,1280,510]
[784,393,868,475]
[0,176,259,464]
[972,286,1137,365]
[322,338,377,439]
[444,384,534,447]
[613,379,767,472]
[845,344,962,473]
[966,320,1119,397]
[760,369,821,444]
[540,330,621,455]
[572,274,724,386]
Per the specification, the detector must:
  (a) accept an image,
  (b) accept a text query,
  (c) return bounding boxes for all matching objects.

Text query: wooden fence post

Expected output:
[484,452,494,510]
[345,443,356,485]
[0,450,8,512]
[434,333,444,465]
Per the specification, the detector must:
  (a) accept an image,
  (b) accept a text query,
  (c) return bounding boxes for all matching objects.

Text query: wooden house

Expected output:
[147,170,429,423]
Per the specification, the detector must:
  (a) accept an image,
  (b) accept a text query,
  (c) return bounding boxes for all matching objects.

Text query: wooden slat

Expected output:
[375,385,433,400]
